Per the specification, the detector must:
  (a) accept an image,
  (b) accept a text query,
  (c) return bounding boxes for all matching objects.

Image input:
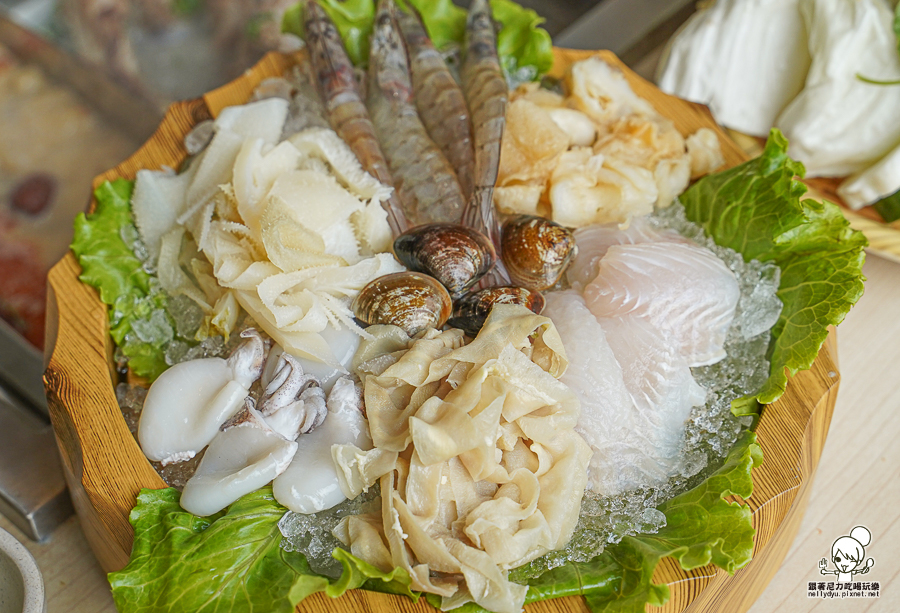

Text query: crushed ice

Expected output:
[279,485,381,578]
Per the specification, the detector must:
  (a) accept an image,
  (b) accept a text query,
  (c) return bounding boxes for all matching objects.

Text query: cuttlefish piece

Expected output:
[273,376,372,514]
[262,331,361,394]
[137,329,267,465]
[264,386,327,441]
[179,405,299,517]
[259,353,327,436]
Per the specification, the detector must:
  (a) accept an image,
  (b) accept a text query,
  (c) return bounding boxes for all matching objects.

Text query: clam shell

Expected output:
[393,223,496,296]
[352,271,452,336]
[448,286,545,337]
[501,215,576,291]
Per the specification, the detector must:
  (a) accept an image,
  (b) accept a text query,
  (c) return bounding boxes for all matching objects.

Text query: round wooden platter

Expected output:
[43,48,839,613]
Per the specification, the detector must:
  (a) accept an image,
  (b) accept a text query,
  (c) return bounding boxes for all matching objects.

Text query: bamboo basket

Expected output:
[42,48,840,613]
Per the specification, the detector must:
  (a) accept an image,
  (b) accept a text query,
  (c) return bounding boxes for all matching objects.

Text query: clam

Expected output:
[393,223,496,296]
[501,215,577,291]
[448,286,545,337]
[352,271,453,336]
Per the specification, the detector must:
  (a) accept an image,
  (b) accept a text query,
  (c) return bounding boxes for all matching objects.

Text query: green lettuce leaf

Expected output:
[405,0,468,52]
[111,433,758,613]
[513,430,760,613]
[109,487,417,613]
[71,179,170,380]
[873,187,900,222]
[680,129,867,404]
[281,0,553,79]
[895,2,900,57]
[491,0,553,79]
[283,0,376,67]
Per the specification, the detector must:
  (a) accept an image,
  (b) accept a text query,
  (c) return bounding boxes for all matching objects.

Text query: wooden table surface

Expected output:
[2,253,898,613]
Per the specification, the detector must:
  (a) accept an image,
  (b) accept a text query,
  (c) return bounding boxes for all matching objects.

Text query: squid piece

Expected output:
[259,352,327,436]
[179,404,299,516]
[273,377,372,514]
[137,329,267,465]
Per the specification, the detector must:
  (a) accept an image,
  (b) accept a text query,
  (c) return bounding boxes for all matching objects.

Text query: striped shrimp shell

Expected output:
[367,0,466,226]
[396,3,476,201]
[303,0,407,236]
[460,0,510,285]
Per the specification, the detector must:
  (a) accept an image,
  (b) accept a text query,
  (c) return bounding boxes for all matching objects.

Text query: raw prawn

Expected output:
[460,0,510,285]
[303,0,407,235]
[283,56,331,136]
[396,3,476,200]
[367,0,466,226]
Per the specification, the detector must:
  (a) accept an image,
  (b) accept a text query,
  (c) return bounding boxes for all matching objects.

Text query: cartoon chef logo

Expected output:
[819,526,875,583]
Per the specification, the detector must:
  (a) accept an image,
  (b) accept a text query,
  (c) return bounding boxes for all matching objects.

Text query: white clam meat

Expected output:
[179,409,298,516]
[137,330,266,465]
[273,377,371,514]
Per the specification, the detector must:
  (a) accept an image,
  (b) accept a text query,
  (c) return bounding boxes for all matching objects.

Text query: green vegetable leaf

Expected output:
[72,180,150,304]
[110,487,305,613]
[107,434,757,613]
[281,0,377,66]
[873,187,900,222]
[895,2,900,57]
[680,129,867,404]
[71,179,170,380]
[110,487,416,613]
[405,0,467,51]
[281,0,553,80]
[491,0,554,79]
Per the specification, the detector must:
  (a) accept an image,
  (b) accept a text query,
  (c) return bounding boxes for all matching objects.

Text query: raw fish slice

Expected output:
[544,291,705,495]
[543,291,643,494]
[566,217,690,291]
[584,242,739,366]
[598,315,707,485]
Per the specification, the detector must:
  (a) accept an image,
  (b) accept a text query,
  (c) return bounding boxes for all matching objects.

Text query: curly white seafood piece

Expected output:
[137,330,266,465]
[262,331,360,395]
[179,409,299,517]
[273,376,371,514]
[259,352,327,437]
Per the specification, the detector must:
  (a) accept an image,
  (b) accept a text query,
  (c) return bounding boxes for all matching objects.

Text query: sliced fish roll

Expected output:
[583,241,739,366]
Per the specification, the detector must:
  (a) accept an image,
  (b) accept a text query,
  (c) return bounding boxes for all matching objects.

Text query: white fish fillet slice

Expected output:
[566,218,691,292]
[543,291,705,496]
[583,242,739,366]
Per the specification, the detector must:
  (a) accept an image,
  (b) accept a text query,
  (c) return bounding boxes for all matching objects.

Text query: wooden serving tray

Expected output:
[42,48,839,613]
